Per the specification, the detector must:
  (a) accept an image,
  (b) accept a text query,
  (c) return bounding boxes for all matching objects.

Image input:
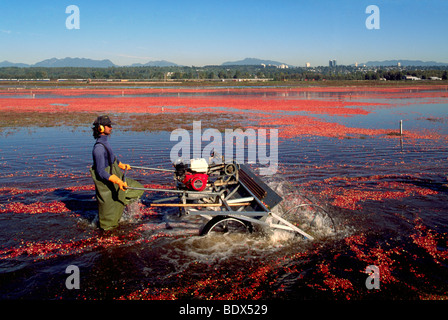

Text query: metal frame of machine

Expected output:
[126,157,314,240]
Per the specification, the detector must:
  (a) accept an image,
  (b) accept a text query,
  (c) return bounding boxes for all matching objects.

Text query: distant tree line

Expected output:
[0,65,447,81]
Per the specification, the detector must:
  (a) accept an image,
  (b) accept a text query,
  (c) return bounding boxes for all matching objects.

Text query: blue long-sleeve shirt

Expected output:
[92,135,119,181]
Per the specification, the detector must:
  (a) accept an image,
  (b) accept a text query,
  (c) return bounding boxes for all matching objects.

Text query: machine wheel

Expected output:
[199,216,253,235]
[224,163,238,176]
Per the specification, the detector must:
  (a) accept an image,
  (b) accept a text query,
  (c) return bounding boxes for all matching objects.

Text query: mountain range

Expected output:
[0,57,288,68]
[0,57,115,68]
[130,60,179,67]
[0,57,179,68]
[221,57,291,67]
[0,57,447,68]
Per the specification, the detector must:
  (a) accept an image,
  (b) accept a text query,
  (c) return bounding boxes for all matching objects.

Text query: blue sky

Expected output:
[1,0,447,66]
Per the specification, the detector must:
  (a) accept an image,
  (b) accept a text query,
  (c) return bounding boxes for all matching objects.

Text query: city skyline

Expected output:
[1,0,447,67]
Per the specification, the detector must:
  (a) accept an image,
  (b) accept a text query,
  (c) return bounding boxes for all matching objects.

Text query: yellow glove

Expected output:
[109,174,128,191]
[118,162,131,170]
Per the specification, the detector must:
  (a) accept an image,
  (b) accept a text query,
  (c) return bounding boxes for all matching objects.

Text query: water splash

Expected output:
[121,200,142,222]
[265,179,345,240]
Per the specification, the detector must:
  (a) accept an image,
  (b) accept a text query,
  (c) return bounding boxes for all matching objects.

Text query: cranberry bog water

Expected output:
[0,84,447,300]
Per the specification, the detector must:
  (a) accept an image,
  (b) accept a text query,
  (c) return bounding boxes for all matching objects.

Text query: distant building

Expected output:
[306,62,311,68]
[430,76,442,80]
[403,75,421,81]
[397,62,401,67]
[355,62,358,67]
[329,59,337,67]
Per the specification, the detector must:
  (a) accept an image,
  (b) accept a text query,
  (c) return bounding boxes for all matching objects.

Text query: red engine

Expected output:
[182,173,209,191]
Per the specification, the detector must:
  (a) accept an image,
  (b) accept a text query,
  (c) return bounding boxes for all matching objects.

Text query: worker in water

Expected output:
[90,115,144,230]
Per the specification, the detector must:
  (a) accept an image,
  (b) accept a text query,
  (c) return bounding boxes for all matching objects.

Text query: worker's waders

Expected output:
[90,159,144,230]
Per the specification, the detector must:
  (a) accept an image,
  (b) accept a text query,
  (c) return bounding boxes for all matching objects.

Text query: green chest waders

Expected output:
[90,159,144,230]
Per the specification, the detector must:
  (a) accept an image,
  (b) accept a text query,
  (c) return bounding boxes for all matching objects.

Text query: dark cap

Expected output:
[93,115,116,127]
